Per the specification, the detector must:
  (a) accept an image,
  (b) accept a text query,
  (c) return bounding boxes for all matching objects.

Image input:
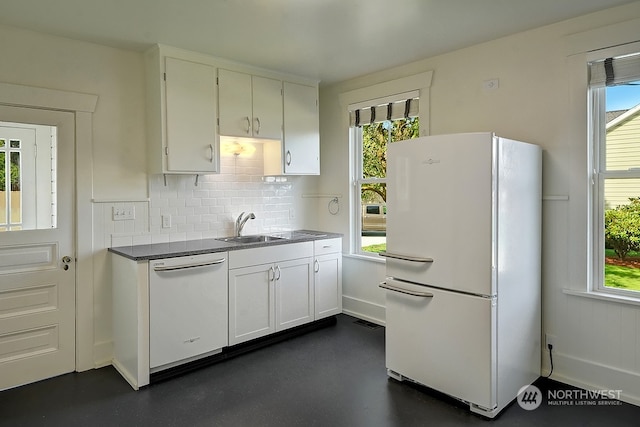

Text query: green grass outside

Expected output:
[362,243,386,254]
[604,249,640,291]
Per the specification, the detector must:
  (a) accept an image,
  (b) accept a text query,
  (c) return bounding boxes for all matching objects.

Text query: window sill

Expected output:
[563,289,640,307]
[343,253,386,264]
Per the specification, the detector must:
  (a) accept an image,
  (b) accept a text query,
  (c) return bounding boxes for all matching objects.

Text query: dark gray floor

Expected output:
[1,314,639,426]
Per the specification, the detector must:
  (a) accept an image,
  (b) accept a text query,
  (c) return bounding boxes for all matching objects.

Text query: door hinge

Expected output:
[163,72,167,81]
[165,146,169,156]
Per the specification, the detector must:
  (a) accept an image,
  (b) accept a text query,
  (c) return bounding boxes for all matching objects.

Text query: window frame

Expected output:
[351,112,419,257]
[338,71,433,258]
[589,45,640,299]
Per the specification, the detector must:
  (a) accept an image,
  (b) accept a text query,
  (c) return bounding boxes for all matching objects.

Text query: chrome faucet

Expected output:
[235,212,256,236]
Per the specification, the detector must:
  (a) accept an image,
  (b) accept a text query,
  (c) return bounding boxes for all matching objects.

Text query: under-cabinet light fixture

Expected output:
[220,139,256,157]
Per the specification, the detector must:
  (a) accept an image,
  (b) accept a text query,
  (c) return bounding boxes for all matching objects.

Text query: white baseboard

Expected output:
[546,351,640,407]
[342,295,386,326]
[93,340,113,369]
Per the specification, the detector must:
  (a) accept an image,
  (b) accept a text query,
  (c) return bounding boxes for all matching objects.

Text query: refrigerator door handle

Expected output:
[379,281,434,298]
[379,251,434,263]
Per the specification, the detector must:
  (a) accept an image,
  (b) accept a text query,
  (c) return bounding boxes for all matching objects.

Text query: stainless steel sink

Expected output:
[216,235,285,244]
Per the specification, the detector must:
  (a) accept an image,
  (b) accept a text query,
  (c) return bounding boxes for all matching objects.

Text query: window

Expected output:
[590,51,640,296]
[0,122,57,231]
[350,93,420,255]
[0,137,22,230]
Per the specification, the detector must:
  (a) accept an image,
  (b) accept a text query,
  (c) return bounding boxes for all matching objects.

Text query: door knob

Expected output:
[62,256,72,270]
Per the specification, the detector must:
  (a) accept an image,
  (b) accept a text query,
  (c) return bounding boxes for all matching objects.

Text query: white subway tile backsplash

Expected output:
[98,144,296,248]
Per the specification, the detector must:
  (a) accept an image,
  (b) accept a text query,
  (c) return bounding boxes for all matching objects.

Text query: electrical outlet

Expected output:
[162,214,172,228]
[545,333,556,349]
[483,78,500,91]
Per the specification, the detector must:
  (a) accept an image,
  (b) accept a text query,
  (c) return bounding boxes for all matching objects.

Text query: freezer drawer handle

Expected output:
[152,258,226,272]
[379,282,434,298]
[378,252,434,263]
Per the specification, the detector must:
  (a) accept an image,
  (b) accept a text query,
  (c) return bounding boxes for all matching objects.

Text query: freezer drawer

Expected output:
[383,279,497,411]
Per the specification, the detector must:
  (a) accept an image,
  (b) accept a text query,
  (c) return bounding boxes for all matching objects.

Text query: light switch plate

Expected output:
[112,205,135,221]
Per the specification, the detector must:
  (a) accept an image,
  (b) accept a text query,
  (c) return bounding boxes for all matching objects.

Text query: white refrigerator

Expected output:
[381,132,541,418]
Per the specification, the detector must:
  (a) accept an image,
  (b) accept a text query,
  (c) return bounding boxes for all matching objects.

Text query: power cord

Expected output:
[546,343,554,378]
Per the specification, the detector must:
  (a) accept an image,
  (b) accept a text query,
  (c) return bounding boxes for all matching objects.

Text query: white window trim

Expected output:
[563,18,640,305]
[588,42,640,300]
[339,71,432,257]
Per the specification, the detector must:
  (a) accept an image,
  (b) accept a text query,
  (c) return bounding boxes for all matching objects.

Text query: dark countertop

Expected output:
[108,230,342,261]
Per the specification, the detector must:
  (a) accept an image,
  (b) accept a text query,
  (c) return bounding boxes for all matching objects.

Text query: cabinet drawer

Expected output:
[314,238,341,256]
[229,241,313,269]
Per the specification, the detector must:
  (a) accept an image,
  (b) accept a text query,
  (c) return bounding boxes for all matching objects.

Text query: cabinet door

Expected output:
[229,264,275,345]
[164,57,219,173]
[218,69,253,137]
[252,76,282,140]
[283,82,320,175]
[276,257,314,331]
[314,253,342,319]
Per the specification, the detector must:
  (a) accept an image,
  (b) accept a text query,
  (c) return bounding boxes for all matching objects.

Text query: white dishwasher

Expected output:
[149,252,228,371]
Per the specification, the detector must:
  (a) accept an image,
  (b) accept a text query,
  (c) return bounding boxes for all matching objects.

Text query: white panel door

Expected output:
[275,257,313,331]
[384,279,496,410]
[0,106,75,391]
[228,264,275,345]
[164,57,219,173]
[386,133,495,296]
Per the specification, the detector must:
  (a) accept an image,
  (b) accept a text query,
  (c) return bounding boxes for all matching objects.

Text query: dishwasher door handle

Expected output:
[379,281,434,298]
[152,258,226,272]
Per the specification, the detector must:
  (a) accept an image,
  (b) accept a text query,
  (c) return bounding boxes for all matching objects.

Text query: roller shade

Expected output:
[348,90,419,127]
[589,52,640,87]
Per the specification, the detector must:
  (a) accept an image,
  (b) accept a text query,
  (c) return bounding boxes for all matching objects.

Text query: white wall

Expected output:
[318,2,640,405]
[0,24,318,367]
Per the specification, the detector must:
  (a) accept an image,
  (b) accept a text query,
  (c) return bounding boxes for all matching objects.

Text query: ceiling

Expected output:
[0,0,637,85]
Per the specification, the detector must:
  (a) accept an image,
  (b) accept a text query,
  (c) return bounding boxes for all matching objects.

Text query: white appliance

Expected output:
[381,132,541,418]
[149,252,228,371]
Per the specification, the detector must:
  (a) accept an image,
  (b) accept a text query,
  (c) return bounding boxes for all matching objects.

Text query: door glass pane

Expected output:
[0,123,57,231]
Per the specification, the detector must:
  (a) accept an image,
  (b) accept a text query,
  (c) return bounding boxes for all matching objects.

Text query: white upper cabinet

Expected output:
[164,58,220,173]
[146,47,220,174]
[264,82,320,175]
[218,69,283,140]
[146,45,318,176]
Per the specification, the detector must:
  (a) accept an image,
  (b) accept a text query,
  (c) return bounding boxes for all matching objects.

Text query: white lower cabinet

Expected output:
[228,242,314,346]
[276,258,315,330]
[228,263,276,345]
[313,238,343,319]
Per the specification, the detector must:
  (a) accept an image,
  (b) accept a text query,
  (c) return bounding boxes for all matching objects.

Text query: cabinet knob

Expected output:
[286,150,291,166]
[244,116,251,134]
[254,117,261,135]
